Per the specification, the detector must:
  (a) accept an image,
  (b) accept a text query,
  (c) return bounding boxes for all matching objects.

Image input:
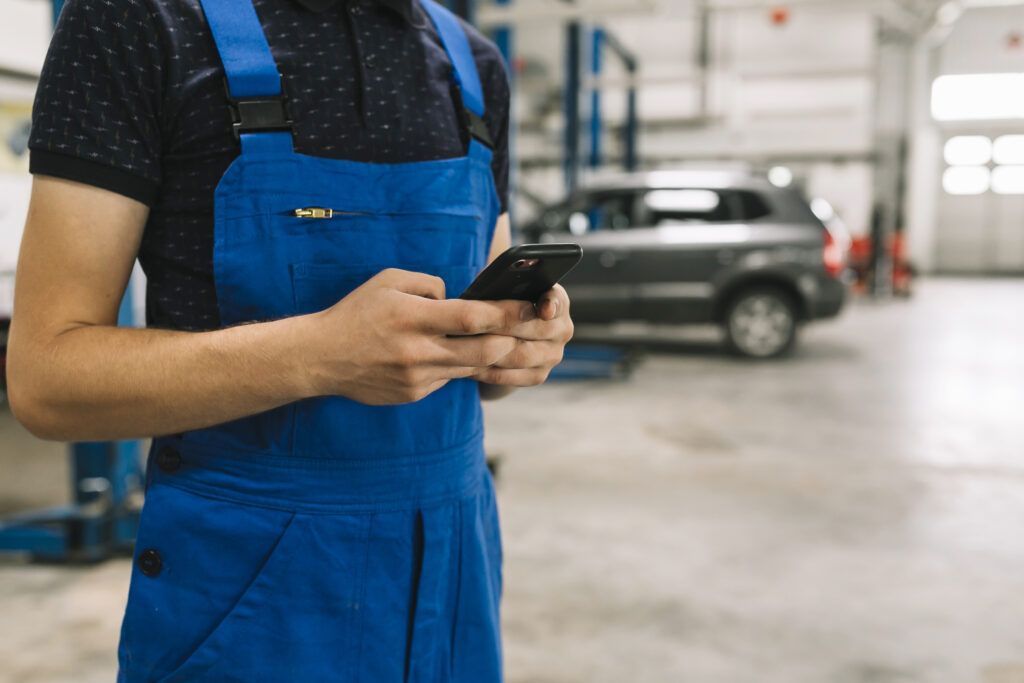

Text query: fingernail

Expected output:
[550,300,559,319]
[520,304,535,322]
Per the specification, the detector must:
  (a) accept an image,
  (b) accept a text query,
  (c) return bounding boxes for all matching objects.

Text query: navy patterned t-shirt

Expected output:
[28,0,510,331]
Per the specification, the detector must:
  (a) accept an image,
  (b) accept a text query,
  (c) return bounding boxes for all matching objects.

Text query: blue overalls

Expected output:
[117,1,503,680]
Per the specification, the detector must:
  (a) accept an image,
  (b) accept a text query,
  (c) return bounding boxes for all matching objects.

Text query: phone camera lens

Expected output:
[512,258,539,270]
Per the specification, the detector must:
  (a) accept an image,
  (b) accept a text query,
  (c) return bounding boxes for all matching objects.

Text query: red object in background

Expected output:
[512,55,526,75]
[848,235,915,297]
[823,230,844,278]
[769,6,790,26]
[1008,33,1023,51]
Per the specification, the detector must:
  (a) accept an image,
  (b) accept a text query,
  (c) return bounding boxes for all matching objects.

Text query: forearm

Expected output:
[7,315,318,442]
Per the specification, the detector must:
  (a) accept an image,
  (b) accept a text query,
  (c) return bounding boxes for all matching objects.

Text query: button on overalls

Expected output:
[116,1,503,680]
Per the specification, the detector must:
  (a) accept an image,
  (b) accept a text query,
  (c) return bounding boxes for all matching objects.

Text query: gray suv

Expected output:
[522,171,848,358]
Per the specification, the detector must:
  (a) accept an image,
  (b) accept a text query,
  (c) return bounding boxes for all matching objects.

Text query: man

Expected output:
[7,0,573,680]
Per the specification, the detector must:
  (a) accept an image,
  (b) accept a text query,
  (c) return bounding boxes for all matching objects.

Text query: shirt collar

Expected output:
[291,0,418,23]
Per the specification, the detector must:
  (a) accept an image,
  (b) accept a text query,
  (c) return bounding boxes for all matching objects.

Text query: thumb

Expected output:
[537,292,559,320]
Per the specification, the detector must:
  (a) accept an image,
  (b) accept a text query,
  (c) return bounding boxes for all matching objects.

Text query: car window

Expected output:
[583,192,640,231]
[538,187,772,236]
[734,190,771,221]
[642,189,731,224]
[642,189,771,225]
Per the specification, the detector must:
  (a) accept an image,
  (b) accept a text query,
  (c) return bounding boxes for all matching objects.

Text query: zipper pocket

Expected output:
[291,207,371,219]
[288,206,483,221]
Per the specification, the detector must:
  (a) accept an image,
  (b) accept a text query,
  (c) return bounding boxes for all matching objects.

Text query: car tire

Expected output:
[723,286,798,359]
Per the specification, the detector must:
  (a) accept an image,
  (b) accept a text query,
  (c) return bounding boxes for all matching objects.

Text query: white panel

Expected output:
[993,135,1024,164]
[943,136,993,165]
[992,166,1024,194]
[0,0,52,76]
[943,166,991,195]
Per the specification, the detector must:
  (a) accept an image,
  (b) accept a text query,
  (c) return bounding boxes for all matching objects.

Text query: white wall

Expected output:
[0,0,52,76]
[0,0,51,316]
[905,4,1024,272]
[938,5,1024,75]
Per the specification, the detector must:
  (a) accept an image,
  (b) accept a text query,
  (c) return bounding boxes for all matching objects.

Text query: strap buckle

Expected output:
[465,110,494,149]
[224,79,293,140]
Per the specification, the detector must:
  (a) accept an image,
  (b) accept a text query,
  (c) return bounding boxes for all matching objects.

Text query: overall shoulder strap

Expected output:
[198,0,293,153]
[420,0,494,149]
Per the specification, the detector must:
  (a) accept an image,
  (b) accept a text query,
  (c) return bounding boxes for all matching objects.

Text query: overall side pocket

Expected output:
[159,512,371,683]
[117,484,296,682]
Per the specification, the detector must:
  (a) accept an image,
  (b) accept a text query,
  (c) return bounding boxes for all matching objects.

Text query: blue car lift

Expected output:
[552,21,639,381]
[549,344,634,381]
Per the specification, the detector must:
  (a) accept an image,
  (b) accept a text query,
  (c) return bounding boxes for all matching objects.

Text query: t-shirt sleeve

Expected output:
[28,0,164,206]
[472,37,511,215]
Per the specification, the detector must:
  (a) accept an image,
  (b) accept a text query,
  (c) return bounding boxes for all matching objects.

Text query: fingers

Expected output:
[487,286,572,341]
[428,334,519,368]
[474,366,553,388]
[417,298,535,336]
[472,338,565,386]
[377,268,446,300]
[497,316,574,343]
[488,339,565,371]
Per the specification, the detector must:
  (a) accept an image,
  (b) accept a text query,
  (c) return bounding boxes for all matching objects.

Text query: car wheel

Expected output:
[724,287,798,359]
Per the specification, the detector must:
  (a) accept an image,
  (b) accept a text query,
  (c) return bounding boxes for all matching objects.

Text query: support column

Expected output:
[565,22,582,192]
[589,28,604,168]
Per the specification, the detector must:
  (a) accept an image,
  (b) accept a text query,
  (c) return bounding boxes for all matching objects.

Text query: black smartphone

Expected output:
[460,243,583,302]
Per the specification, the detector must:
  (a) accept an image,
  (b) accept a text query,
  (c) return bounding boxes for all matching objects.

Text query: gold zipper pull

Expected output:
[293,207,335,219]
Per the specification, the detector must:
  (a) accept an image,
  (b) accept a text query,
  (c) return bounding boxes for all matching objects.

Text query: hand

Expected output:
[304,269,535,405]
[473,284,574,387]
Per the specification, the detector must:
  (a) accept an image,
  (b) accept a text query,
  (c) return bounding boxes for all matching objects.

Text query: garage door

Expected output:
[935,132,1024,274]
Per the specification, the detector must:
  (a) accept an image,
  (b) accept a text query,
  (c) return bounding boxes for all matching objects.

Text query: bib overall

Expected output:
[117,1,503,680]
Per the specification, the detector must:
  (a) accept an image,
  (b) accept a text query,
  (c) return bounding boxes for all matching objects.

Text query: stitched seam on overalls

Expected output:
[178,426,485,469]
[152,477,485,515]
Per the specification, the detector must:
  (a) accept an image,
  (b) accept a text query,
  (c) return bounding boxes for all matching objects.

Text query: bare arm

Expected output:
[7,177,531,441]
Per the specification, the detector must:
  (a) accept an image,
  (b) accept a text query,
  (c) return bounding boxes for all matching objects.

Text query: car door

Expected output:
[626,188,746,323]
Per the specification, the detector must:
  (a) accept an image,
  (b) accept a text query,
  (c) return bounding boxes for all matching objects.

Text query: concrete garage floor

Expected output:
[2,278,1024,683]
